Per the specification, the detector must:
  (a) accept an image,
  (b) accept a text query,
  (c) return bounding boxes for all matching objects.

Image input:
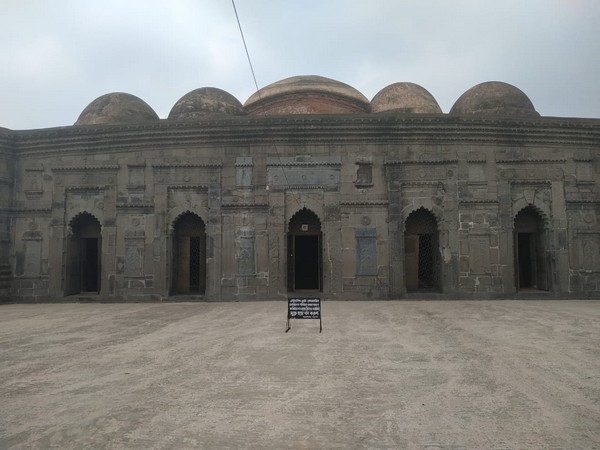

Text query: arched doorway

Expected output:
[514,206,549,291]
[404,208,441,292]
[287,208,322,292]
[66,213,101,295]
[172,212,206,295]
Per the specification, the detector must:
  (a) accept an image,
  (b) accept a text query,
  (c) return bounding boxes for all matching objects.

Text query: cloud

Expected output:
[0,0,598,129]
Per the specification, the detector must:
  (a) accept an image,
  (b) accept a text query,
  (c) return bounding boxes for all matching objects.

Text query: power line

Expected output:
[230,0,304,212]
[231,0,260,95]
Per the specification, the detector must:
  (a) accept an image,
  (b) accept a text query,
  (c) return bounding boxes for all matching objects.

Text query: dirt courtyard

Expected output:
[1,300,599,449]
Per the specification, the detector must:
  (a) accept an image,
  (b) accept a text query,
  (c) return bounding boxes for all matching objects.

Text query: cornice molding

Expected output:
[65,185,105,191]
[497,159,567,164]
[385,159,458,166]
[340,200,389,206]
[10,115,600,155]
[167,185,209,190]
[153,163,221,169]
[52,165,120,172]
[221,202,269,209]
[116,203,154,209]
[459,200,500,204]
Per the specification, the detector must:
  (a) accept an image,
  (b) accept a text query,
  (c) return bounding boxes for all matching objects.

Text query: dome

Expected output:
[371,82,442,114]
[168,87,244,120]
[75,93,159,125]
[450,81,539,117]
[244,75,370,115]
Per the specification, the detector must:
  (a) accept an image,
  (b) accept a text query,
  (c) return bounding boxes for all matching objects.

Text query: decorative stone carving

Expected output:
[267,156,341,188]
[237,228,255,275]
[355,161,373,187]
[236,157,253,187]
[355,228,377,276]
[125,247,143,277]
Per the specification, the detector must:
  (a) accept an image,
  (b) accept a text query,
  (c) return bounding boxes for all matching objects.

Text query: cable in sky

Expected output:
[231,0,260,95]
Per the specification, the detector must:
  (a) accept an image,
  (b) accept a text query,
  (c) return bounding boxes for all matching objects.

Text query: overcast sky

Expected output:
[1,0,599,130]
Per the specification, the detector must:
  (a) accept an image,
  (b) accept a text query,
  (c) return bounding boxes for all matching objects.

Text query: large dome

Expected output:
[371,82,442,114]
[244,75,370,115]
[450,81,539,117]
[169,87,244,120]
[75,93,159,125]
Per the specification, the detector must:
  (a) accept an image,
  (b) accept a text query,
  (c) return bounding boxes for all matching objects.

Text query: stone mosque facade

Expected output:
[0,75,599,302]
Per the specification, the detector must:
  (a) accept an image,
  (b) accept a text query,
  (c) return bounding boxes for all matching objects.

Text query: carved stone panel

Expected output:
[167,187,208,211]
[469,235,491,275]
[24,168,44,197]
[236,157,253,187]
[124,246,143,276]
[23,231,42,276]
[267,156,341,188]
[355,228,377,276]
[236,228,255,275]
[579,234,600,272]
[127,165,145,189]
[355,161,373,187]
[153,165,218,186]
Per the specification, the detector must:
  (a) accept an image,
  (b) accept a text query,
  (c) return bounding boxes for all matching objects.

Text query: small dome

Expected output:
[75,93,159,125]
[371,82,442,114]
[244,75,370,115]
[450,81,539,117]
[168,87,244,120]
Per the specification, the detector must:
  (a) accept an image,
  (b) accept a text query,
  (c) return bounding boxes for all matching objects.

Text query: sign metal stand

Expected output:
[286,297,322,333]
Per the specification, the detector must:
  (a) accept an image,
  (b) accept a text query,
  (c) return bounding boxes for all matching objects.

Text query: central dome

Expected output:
[244,75,370,115]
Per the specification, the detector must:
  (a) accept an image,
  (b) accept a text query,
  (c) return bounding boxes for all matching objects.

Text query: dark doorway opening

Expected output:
[81,238,99,292]
[66,213,102,296]
[294,235,320,289]
[517,233,534,288]
[287,208,322,292]
[514,207,549,291]
[404,208,441,292]
[172,213,206,295]
[189,236,201,292]
[417,233,435,289]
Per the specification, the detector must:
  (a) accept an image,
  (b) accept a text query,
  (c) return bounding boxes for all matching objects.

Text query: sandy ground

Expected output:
[0,300,599,450]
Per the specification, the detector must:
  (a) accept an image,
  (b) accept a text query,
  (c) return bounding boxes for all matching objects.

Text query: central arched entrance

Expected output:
[172,212,206,295]
[514,206,549,291]
[404,208,441,292]
[287,208,322,292]
[66,212,102,295]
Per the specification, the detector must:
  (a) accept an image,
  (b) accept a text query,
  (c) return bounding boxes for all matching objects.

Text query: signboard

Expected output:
[286,297,322,332]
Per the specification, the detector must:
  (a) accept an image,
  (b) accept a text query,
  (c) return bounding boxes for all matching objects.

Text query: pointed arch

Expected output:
[171,211,207,295]
[513,205,550,291]
[513,203,549,230]
[288,207,322,233]
[287,208,322,291]
[403,207,441,292]
[401,204,443,232]
[65,212,102,295]
[68,211,102,234]
[512,200,550,228]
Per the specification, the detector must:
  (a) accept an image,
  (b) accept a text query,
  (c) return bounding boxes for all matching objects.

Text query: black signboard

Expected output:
[286,297,322,332]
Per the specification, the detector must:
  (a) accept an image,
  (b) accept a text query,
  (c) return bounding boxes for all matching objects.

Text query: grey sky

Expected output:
[1,0,599,130]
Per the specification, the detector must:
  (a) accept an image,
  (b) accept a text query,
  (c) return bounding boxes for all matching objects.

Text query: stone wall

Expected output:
[4,115,600,301]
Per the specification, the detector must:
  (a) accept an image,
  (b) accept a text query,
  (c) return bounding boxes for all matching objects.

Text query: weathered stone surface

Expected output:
[1,78,599,302]
[75,92,159,126]
[168,87,243,120]
[450,81,540,117]
[244,75,370,115]
[371,82,442,114]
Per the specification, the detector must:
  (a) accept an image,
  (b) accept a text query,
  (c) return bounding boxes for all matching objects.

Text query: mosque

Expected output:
[0,75,598,302]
